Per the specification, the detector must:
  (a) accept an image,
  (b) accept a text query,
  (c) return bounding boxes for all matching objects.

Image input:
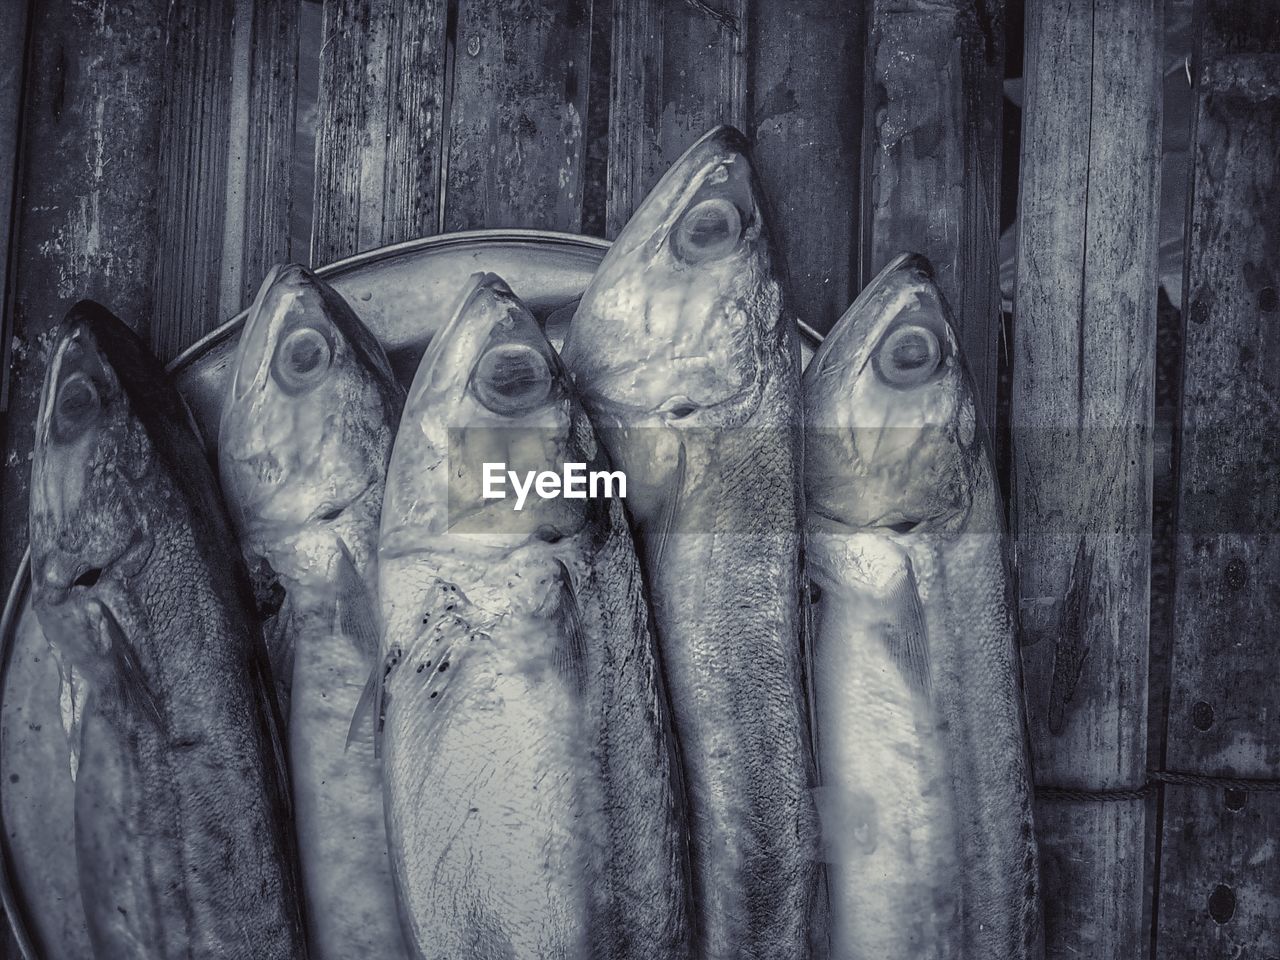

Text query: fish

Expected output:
[561,126,821,960]
[803,254,1043,959]
[217,264,410,960]
[377,273,691,960]
[28,301,307,959]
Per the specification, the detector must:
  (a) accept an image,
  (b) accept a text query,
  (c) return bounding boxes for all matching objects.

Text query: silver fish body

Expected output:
[218,264,410,960]
[563,126,820,960]
[29,302,307,959]
[378,274,691,960]
[804,254,1042,960]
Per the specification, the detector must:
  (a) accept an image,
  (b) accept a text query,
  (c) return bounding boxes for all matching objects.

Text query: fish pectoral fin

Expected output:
[549,562,589,695]
[882,560,934,701]
[347,646,401,757]
[54,657,85,781]
[96,605,165,730]
[333,537,383,667]
[647,438,686,570]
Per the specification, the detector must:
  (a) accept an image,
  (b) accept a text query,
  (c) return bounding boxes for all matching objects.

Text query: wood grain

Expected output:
[605,0,747,239]
[1012,1,1162,958]
[222,0,300,315]
[311,0,449,265]
[0,0,170,590]
[151,0,238,361]
[0,0,28,417]
[444,0,594,232]
[1157,3,1280,954]
[862,0,1004,421]
[748,0,863,334]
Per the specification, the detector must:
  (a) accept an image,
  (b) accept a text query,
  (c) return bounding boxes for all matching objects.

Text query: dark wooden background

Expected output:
[0,0,1276,957]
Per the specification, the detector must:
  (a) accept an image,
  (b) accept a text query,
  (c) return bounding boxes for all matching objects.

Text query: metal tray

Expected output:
[0,228,821,958]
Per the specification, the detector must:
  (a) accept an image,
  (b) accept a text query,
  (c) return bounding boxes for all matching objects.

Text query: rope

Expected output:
[1036,769,1280,802]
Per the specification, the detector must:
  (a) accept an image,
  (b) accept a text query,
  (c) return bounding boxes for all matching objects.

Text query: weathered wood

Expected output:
[1012,2,1162,958]
[863,0,1004,419]
[605,0,747,239]
[444,0,594,232]
[220,0,299,316]
[312,0,449,265]
[0,0,169,591]
[748,0,862,334]
[1157,4,1280,954]
[152,0,237,361]
[1156,787,1280,957]
[0,0,29,416]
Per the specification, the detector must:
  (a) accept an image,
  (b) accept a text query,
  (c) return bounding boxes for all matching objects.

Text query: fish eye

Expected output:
[876,323,942,387]
[673,198,743,264]
[473,343,553,415]
[54,372,100,439]
[271,325,333,394]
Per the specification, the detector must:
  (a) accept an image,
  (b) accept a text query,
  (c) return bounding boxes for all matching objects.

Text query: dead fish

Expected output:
[28,301,307,959]
[377,274,691,960]
[803,254,1043,960]
[218,265,409,960]
[561,126,820,960]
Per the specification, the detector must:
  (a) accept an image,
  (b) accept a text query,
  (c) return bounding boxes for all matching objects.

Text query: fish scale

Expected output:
[803,253,1042,960]
[564,126,820,960]
[29,303,307,959]
[378,274,690,960]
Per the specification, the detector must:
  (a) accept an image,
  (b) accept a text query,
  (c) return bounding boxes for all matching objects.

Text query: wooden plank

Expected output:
[1157,3,1280,954]
[1011,2,1162,959]
[0,0,29,416]
[748,0,863,334]
[151,0,237,361]
[605,0,747,239]
[444,0,594,233]
[862,0,1004,419]
[222,0,299,314]
[1156,787,1280,957]
[311,0,449,265]
[0,0,170,590]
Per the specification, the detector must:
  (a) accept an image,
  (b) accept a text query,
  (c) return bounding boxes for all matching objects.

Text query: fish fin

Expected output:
[648,439,686,570]
[55,656,85,781]
[551,562,589,695]
[333,538,382,667]
[96,605,165,730]
[347,645,401,757]
[880,559,933,701]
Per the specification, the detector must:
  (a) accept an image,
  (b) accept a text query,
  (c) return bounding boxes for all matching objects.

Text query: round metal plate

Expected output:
[0,228,822,958]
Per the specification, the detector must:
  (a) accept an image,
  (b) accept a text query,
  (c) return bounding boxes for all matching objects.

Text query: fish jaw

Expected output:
[219,264,403,584]
[803,253,982,537]
[564,126,796,527]
[382,273,588,565]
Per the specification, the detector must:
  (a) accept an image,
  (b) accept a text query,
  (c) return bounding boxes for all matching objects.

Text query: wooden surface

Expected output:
[221,0,300,315]
[748,0,863,333]
[1012,2,1162,959]
[1156,2,1280,954]
[862,0,1004,420]
[605,0,747,238]
[444,0,594,232]
[0,0,171,590]
[0,0,27,416]
[311,0,449,264]
[151,0,237,361]
[607,0,864,333]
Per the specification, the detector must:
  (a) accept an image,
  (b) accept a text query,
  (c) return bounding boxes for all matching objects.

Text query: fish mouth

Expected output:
[807,254,933,381]
[608,125,757,261]
[231,263,291,401]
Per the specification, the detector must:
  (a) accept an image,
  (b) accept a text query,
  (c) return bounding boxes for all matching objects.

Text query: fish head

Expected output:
[382,273,593,569]
[219,264,403,579]
[30,302,210,661]
[562,126,792,518]
[804,254,986,537]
